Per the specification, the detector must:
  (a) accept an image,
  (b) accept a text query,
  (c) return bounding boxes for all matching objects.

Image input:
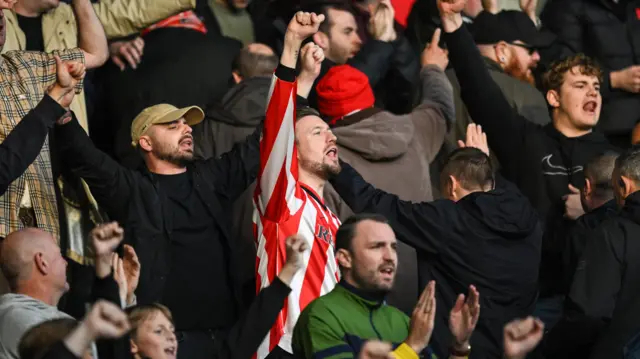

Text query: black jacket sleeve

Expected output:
[92,275,134,359]
[54,117,134,216]
[216,277,291,359]
[443,25,538,171]
[201,125,262,204]
[348,39,395,87]
[0,95,66,196]
[329,161,453,255]
[41,342,80,359]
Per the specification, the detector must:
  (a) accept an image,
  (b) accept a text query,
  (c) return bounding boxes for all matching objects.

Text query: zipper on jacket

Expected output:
[369,308,383,340]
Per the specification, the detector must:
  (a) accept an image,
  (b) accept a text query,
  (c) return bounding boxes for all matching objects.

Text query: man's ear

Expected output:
[494,42,510,66]
[448,175,460,201]
[546,89,561,108]
[139,135,152,152]
[232,71,242,84]
[336,248,352,270]
[584,177,593,197]
[313,32,330,51]
[34,252,49,275]
[621,175,637,199]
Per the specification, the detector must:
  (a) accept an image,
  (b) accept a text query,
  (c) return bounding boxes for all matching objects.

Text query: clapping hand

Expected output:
[458,124,490,156]
[405,281,437,354]
[449,285,480,351]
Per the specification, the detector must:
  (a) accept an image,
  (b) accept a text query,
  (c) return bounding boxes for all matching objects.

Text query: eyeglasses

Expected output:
[510,43,537,55]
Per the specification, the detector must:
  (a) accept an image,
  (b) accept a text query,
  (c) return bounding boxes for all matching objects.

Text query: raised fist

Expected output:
[299,42,325,81]
[286,11,325,42]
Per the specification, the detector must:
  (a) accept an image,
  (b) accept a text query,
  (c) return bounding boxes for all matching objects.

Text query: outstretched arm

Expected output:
[438,0,533,166]
[255,11,324,223]
[72,0,109,69]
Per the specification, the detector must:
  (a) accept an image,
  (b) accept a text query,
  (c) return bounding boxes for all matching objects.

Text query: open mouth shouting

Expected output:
[179,135,193,148]
[164,345,177,358]
[325,146,338,161]
[379,264,395,280]
[583,100,598,115]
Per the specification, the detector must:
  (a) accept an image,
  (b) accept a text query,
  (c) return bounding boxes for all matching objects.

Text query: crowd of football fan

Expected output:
[0,0,639,357]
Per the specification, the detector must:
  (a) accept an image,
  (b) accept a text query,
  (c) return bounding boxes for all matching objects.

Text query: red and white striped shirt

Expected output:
[253,66,341,358]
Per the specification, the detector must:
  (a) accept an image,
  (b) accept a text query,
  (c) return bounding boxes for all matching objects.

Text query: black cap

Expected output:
[472,10,556,48]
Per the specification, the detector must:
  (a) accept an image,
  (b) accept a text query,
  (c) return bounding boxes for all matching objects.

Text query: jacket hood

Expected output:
[204,76,271,127]
[333,108,414,161]
[460,186,540,239]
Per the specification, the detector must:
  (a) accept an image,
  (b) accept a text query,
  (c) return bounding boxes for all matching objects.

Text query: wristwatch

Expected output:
[449,342,471,357]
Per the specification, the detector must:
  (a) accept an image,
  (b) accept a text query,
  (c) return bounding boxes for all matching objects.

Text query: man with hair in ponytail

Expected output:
[318,28,454,315]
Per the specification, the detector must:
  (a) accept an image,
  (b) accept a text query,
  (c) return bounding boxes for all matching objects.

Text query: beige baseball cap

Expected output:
[130,104,205,147]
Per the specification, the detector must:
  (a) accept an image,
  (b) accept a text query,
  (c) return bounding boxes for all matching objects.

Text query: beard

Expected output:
[152,144,193,167]
[504,58,536,86]
[350,261,395,294]
[300,158,342,180]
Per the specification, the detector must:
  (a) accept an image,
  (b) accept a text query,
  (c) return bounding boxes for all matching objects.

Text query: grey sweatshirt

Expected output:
[0,294,72,359]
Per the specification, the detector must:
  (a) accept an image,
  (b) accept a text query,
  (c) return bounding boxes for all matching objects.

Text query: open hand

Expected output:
[91,222,124,279]
[299,42,325,82]
[122,245,140,305]
[369,0,396,42]
[286,11,325,43]
[449,285,480,349]
[503,317,544,359]
[458,124,490,156]
[110,37,144,71]
[112,254,128,307]
[421,28,449,70]
[405,281,437,354]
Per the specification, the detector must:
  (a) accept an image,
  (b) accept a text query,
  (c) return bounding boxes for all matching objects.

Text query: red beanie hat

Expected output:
[316,64,375,124]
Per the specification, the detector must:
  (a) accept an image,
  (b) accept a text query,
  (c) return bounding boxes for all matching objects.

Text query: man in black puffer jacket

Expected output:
[542,0,640,146]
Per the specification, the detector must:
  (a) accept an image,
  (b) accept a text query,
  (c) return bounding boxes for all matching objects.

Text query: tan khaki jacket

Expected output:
[2,0,195,131]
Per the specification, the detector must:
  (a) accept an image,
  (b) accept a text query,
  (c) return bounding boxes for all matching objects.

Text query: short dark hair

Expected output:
[543,53,603,93]
[441,148,495,190]
[231,46,278,79]
[302,1,356,34]
[585,151,619,200]
[615,145,640,184]
[19,318,78,359]
[335,213,388,253]
[296,106,322,122]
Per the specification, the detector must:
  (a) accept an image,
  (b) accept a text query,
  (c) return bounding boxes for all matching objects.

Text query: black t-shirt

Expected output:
[157,171,237,331]
[16,14,44,51]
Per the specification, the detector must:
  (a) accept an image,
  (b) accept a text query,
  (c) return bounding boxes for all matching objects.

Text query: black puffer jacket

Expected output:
[541,0,640,135]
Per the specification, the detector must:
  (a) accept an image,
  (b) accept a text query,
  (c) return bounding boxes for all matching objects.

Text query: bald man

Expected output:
[230,43,278,84]
[0,228,72,359]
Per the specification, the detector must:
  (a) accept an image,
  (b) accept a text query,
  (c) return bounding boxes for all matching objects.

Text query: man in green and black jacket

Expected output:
[292,213,480,359]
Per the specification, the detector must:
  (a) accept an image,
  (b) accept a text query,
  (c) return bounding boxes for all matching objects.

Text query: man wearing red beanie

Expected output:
[319,29,454,316]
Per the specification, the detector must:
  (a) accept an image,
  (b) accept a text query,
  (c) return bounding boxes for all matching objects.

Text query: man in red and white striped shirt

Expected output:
[253,11,343,359]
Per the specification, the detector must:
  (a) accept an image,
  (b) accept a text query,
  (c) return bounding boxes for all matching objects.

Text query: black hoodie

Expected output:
[330,162,542,358]
[443,25,617,297]
[546,191,640,358]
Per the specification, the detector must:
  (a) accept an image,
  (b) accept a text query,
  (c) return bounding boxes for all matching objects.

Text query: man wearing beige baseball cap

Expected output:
[53,101,263,358]
[130,104,204,169]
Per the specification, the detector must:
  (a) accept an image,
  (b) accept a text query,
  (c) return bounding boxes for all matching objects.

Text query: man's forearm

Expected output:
[281,33,302,71]
[72,0,108,69]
